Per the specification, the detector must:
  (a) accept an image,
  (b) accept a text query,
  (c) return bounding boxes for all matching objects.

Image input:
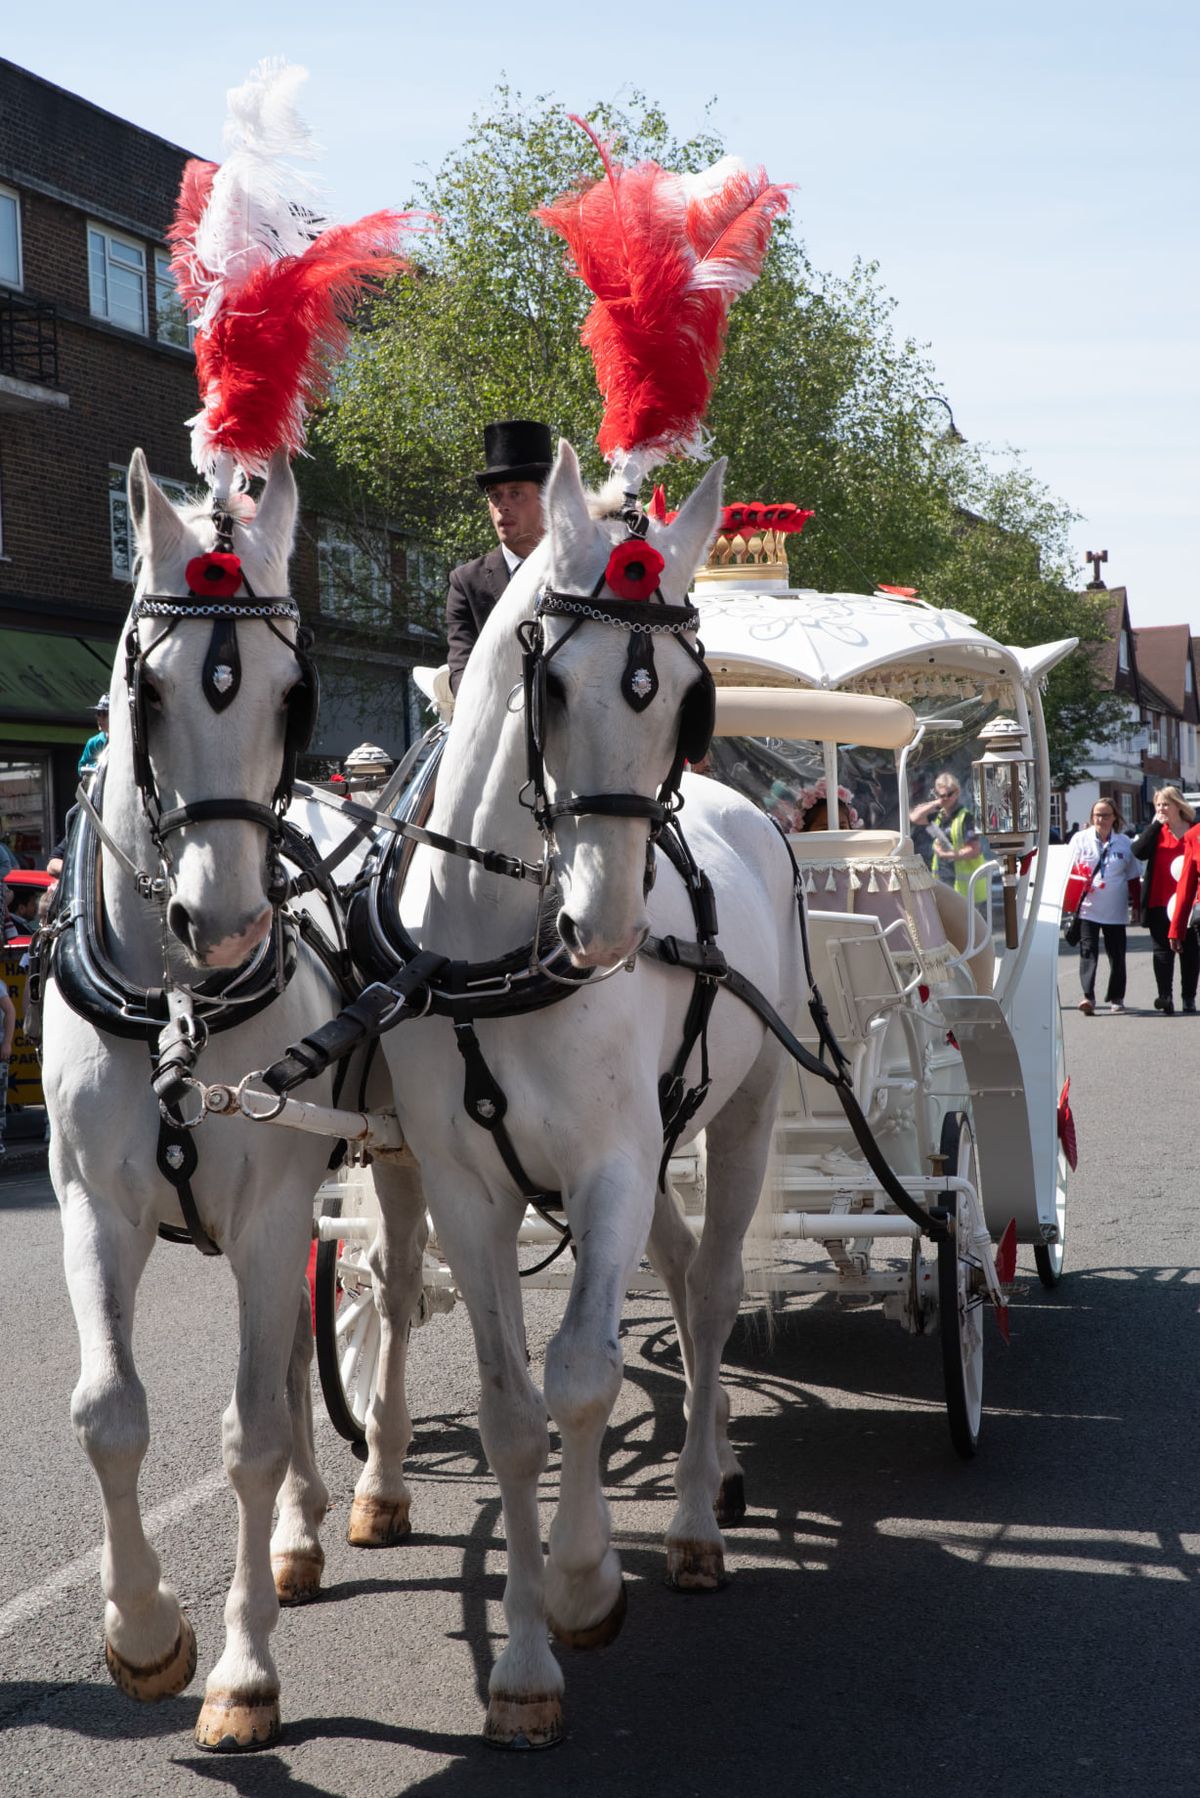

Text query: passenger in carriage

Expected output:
[794,779,861,833]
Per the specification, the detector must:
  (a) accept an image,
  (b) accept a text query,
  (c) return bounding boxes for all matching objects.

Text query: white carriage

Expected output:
[313,560,1078,1459]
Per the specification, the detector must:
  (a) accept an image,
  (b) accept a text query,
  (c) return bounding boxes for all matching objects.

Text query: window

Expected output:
[154,248,193,349]
[108,465,192,579]
[405,542,448,636]
[1118,630,1130,673]
[1187,658,1194,697]
[88,224,147,333]
[0,185,21,288]
[318,524,392,622]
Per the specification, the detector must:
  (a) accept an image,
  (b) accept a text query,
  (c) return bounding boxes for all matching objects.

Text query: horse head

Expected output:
[536,441,724,968]
[115,448,315,968]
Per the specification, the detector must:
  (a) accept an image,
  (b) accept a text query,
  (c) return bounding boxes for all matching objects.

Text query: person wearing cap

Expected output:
[78,694,110,777]
[445,420,552,693]
[343,742,395,804]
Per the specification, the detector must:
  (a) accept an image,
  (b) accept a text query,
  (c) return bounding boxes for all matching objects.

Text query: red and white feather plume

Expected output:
[169,58,425,499]
[537,119,789,490]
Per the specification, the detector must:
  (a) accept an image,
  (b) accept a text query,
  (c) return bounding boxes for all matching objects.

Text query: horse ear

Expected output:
[253,449,299,552]
[662,458,726,592]
[544,440,594,556]
[127,448,188,562]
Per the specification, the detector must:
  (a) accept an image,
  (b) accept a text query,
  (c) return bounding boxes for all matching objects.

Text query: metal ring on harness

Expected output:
[235,1071,289,1123]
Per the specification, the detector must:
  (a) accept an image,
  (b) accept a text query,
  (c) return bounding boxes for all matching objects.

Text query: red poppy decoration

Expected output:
[606,538,665,602]
[185,551,243,599]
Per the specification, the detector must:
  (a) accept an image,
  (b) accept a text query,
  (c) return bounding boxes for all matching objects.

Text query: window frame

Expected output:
[88,222,148,335]
[153,246,194,350]
[0,183,22,290]
[108,464,193,581]
[317,523,394,624]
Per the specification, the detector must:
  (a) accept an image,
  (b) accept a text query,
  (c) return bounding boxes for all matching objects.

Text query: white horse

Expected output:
[358,443,804,1747]
[40,450,374,1752]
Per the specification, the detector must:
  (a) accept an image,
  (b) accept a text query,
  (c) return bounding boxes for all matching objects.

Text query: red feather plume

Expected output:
[188,210,411,478]
[538,119,789,481]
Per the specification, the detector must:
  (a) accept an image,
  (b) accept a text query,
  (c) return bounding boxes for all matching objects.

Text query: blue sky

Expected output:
[7,1,1197,627]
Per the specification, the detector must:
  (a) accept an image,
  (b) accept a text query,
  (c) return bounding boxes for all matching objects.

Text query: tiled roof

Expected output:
[1134,624,1197,721]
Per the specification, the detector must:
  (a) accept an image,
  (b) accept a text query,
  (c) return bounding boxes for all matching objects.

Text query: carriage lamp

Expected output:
[973,717,1038,949]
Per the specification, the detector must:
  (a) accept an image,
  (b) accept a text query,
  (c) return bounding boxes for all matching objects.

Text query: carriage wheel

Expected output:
[937,1111,985,1459]
[1035,1002,1069,1289]
[313,1187,381,1448]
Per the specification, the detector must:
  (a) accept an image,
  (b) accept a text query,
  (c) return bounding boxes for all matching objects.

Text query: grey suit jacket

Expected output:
[445,546,511,692]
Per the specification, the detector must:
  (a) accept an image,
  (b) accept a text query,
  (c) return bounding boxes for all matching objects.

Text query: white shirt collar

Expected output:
[500,543,523,574]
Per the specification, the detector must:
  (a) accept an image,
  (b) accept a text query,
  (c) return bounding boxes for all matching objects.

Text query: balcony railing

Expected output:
[0,289,59,387]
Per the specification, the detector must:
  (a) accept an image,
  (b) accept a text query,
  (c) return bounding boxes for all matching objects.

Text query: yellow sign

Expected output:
[3,945,44,1108]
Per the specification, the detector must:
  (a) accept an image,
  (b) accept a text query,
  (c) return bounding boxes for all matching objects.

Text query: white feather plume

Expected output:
[190,57,326,332]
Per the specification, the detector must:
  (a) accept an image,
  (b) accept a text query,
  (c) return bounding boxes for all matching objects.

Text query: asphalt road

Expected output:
[1,934,1198,1797]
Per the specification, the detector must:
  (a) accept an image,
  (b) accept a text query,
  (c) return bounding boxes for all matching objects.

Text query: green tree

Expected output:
[315,83,1113,777]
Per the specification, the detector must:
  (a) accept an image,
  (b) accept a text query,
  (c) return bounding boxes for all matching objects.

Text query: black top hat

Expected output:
[475,419,553,490]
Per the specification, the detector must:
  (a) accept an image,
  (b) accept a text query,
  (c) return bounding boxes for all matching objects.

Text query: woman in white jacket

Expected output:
[1066,799,1142,1014]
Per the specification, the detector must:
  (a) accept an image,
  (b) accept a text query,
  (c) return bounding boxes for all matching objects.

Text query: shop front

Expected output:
[0,623,115,865]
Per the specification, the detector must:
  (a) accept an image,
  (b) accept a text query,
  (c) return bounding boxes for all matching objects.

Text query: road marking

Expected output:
[0,1467,226,1643]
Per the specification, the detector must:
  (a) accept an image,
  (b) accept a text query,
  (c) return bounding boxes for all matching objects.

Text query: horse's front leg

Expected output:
[60,1185,198,1700]
[543,1155,655,1650]
[195,1203,311,1752]
[666,1080,779,1591]
[647,1177,746,1528]
[348,1157,428,1547]
[269,1282,329,1604]
[424,1168,563,1749]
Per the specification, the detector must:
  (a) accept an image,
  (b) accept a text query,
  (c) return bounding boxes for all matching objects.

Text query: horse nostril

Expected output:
[167,899,196,953]
[558,912,584,956]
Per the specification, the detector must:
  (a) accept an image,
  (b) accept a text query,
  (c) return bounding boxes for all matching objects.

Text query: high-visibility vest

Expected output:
[931,805,985,899]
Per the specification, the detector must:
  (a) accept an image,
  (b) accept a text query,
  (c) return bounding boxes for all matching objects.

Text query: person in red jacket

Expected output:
[1167,814,1200,986]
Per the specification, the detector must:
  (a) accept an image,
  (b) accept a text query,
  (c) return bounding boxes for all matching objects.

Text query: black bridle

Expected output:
[518,571,716,867]
[121,510,319,906]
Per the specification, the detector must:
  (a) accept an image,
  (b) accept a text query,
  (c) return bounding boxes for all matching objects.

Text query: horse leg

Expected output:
[647,1180,746,1529]
[666,1079,779,1591]
[426,1175,563,1749]
[347,1159,427,1548]
[195,1212,310,1752]
[543,1161,653,1651]
[60,1194,197,1700]
[270,1283,329,1604]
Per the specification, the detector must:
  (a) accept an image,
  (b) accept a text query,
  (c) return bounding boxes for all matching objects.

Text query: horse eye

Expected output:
[142,679,162,710]
[545,672,567,706]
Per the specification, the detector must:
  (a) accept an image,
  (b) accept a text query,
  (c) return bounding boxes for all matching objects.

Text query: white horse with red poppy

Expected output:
[38,59,419,1754]
[352,439,803,1746]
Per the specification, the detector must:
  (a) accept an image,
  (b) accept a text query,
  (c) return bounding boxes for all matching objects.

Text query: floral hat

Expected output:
[795,778,861,828]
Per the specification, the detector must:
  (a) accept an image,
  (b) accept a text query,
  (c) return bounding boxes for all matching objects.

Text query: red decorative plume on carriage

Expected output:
[168,58,427,506]
[537,119,790,493]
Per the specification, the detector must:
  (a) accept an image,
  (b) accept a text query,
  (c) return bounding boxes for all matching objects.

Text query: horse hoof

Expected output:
[195,1691,282,1752]
[272,1547,325,1605]
[715,1473,746,1529]
[666,1539,727,1592]
[105,1614,197,1701]
[347,1494,411,1548]
[548,1579,627,1650]
[484,1692,564,1750]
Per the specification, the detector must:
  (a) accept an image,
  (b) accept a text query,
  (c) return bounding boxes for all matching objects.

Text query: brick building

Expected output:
[0,58,427,864]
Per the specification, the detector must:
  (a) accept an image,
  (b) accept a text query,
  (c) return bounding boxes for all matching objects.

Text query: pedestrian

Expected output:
[1131,787,1197,1015]
[908,771,985,899]
[78,693,109,777]
[1166,809,1200,977]
[1064,798,1140,1015]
